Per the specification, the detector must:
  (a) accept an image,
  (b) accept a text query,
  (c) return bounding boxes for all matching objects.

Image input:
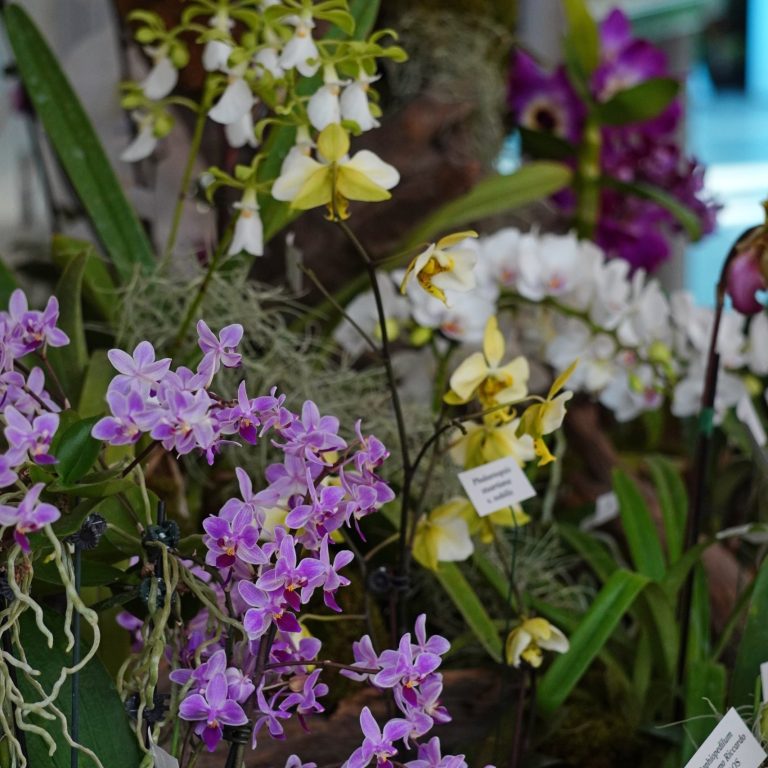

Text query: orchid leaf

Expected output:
[401,162,573,248]
[2,4,155,282]
[646,455,687,564]
[562,0,600,89]
[538,569,649,715]
[0,255,18,307]
[518,127,575,161]
[434,562,503,662]
[687,564,711,664]
[78,350,116,419]
[596,78,679,126]
[682,660,726,763]
[613,468,666,580]
[731,555,768,706]
[54,415,102,484]
[558,523,617,583]
[17,608,142,768]
[47,250,88,402]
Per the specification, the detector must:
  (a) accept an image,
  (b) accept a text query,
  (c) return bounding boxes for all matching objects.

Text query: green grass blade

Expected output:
[646,455,687,564]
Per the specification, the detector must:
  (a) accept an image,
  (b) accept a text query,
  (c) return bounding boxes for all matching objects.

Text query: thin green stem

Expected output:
[574,113,602,240]
[162,75,217,267]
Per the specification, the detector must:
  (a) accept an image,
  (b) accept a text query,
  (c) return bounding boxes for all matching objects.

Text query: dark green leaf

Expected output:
[634,583,677,679]
[17,608,142,767]
[77,350,114,419]
[731,555,768,706]
[646,455,687,564]
[2,4,155,281]
[538,569,649,714]
[562,0,600,87]
[401,162,573,248]
[54,415,102,484]
[596,78,679,126]
[33,556,130,587]
[687,563,711,664]
[518,127,576,161]
[94,486,159,554]
[51,235,119,325]
[434,562,502,662]
[604,176,703,241]
[47,250,88,402]
[558,523,617,583]
[47,469,134,498]
[682,660,726,763]
[613,468,666,581]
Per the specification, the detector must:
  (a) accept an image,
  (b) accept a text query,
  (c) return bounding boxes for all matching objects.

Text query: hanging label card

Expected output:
[736,394,767,447]
[682,707,766,768]
[458,456,536,517]
[762,661,768,704]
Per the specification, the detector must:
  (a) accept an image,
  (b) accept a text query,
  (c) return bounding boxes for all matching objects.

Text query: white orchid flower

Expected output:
[203,11,234,72]
[412,498,474,571]
[308,64,345,131]
[141,49,178,100]
[225,110,257,149]
[340,70,380,132]
[229,189,263,257]
[506,617,569,668]
[121,113,158,162]
[255,47,284,79]
[209,66,254,125]
[279,13,320,77]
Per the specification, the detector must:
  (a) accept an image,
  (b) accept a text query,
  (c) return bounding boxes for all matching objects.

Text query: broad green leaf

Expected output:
[434,562,502,662]
[51,236,119,325]
[613,468,666,581]
[47,469,134,498]
[17,608,142,767]
[94,485,159,554]
[33,557,129,587]
[634,583,677,679]
[518,127,575,161]
[596,78,679,126]
[687,563,711,664]
[47,250,88,402]
[0,255,18,307]
[538,569,649,714]
[2,5,155,281]
[646,455,687,564]
[401,162,573,248]
[731,555,768,706]
[558,523,617,583]
[604,176,703,241]
[562,0,600,87]
[682,660,726,763]
[473,550,510,602]
[78,350,114,418]
[54,415,102,484]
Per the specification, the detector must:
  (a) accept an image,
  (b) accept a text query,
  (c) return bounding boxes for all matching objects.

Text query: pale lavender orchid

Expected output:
[345,707,410,768]
[197,320,244,374]
[4,406,59,464]
[106,340,171,394]
[0,483,60,551]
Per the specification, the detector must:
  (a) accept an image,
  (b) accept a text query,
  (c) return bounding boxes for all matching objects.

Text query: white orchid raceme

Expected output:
[255,46,284,79]
[209,65,255,125]
[140,47,178,100]
[400,232,479,306]
[202,12,234,72]
[279,13,320,77]
[225,110,257,149]
[506,617,569,668]
[307,64,345,131]
[444,316,529,407]
[412,498,475,571]
[228,189,263,257]
[121,111,169,163]
[340,69,380,131]
[271,123,399,219]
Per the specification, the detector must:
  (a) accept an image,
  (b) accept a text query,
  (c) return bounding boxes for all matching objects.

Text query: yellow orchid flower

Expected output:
[460,501,530,545]
[271,123,399,219]
[400,231,478,305]
[505,617,569,668]
[517,360,577,466]
[449,416,536,470]
[444,316,530,407]
[412,498,474,571]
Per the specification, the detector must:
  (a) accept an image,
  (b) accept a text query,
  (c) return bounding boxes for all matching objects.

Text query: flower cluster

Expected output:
[508,8,718,271]
[0,289,66,550]
[335,227,768,425]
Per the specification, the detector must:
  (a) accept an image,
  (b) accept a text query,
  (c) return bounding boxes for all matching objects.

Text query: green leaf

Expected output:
[731,555,768,706]
[646,455,687,564]
[51,236,119,325]
[613,468,666,581]
[558,523,617,583]
[538,569,649,715]
[2,4,155,282]
[54,415,102,484]
[604,176,703,241]
[518,127,575,161]
[0,255,18,307]
[77,350,114,419]
[596,78,679,126]
[660,540,711,598]
[47,469,134,498]
[634,583,677,679]
[93,485,159,554]
[682,660,726,763]
[562,0,600,86]
[17,608,142,767]
[33,557,130,587]
[687,564,711,664]
[400,162,573,248]
[434,562,502,662]
[47,251,89,402]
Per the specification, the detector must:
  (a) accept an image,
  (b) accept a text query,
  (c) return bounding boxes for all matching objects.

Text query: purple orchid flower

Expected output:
[106,340,171,394]
[279,668,328,718]
[280,400,347,466]
[203,506,267,569]
[285,756,317,768]
[197,320,244,374]
[6,289,69,357]
[342,634,381,682]
[0,483,60,551]
[179,672,248,752]
[406,737,468,768]
[116,611,145,653]
[265,454,317,500]
[413,673,451,725]
[4,406,59,464]
[0,453,19,489]
[170,648,228,690]
[238,580,302,638]
[91,387,147,445]
[252,685,291,747]
[316,537,353,611]
[218,467,278,528]
[345,707,410,768]
[413,614,450,657]
[151,389,216,455]
[284,483,346,533]
[374,634,442,705]
[225,665,255,704]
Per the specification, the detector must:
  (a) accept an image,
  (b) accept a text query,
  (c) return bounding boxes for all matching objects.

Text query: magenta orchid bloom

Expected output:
[0,483,60,551]
[346,707,410,768]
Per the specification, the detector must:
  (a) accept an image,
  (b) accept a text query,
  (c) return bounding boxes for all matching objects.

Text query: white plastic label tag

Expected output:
[458,456,536,517]
[682,707,766,768]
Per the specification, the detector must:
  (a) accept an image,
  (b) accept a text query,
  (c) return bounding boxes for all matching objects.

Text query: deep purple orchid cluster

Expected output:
[508,8,718,271]
[0,289,66,550]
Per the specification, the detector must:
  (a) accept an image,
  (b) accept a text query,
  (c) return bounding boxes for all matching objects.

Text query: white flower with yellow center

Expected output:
[279,13,320,77]
[449,416,535,469]
[444,316,529,407]
[400,232,478,306]
[412,498,474,571]
[229,189,263,257]
[308,64,345,131]
[140,47,178,100]
[340,69,381,132]
[506,617,569,668]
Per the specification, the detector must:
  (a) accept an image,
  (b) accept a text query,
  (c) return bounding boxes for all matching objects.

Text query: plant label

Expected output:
[683,707,766,768]
[762,661,768,704]
[458,456,536,517]
[736,395,767,447]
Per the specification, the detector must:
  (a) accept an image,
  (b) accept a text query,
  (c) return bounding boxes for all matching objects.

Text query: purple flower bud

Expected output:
[727,249,766,315]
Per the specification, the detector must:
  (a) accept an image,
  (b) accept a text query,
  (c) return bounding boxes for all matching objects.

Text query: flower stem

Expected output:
[162,76,216,268]
[574,113,602,241]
